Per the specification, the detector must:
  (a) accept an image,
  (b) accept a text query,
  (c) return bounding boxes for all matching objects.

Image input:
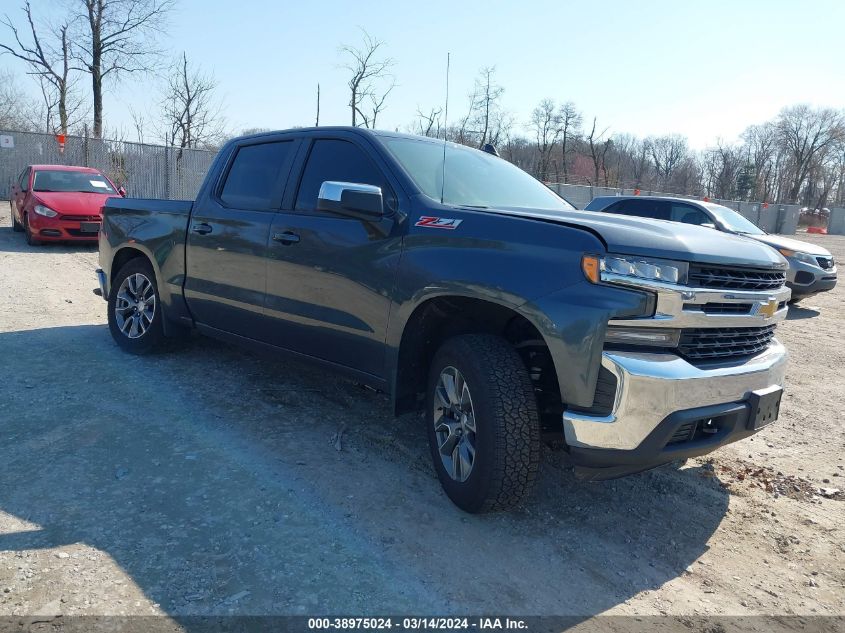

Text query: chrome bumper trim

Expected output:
[562,340,788,451]
[602,274,792,329]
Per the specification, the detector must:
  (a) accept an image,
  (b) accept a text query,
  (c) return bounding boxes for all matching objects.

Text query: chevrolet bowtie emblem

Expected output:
[756,299,779,319]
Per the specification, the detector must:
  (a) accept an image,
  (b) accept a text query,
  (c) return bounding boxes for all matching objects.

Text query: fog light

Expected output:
[701,418,719,434]
[605,326,680,347]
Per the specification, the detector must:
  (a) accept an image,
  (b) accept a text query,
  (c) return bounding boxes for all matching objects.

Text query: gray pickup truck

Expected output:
[96,127,790,512]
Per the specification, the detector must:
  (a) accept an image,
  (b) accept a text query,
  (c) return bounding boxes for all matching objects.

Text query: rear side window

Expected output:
[220,141,294,210]
[295,139,390,211]
[607,199,670,220]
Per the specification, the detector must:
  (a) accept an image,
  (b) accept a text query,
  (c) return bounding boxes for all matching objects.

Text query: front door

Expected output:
[184,139,298,338]
[263,136,402,379]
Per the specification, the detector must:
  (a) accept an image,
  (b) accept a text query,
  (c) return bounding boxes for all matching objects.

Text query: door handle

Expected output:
[272,231,300,244]
[191,222,213,235]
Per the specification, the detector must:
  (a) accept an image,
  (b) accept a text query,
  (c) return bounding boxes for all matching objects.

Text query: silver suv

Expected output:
[585,196,837,302]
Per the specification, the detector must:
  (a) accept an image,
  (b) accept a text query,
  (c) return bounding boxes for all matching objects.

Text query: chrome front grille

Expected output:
[678,325,777,361]
[688,265,786,291]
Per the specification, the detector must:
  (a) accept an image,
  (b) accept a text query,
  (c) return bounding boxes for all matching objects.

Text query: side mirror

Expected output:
[701,222,716,229]
[118,186,127,197]
[317,181,383,220]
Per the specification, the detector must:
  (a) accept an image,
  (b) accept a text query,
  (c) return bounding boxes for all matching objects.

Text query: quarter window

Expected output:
[295,139,390,211]
[220,141,294,210]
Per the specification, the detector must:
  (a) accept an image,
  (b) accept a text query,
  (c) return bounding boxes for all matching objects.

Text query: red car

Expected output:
[10,165,125,246]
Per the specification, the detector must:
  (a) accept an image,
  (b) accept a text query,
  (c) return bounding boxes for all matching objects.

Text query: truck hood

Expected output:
[489,207,788,269]
[745,232,832,257]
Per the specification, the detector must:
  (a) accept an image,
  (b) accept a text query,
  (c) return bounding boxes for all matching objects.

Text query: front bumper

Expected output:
[563,340,787,479]
[786,259,837,298]
[27,213,101,241]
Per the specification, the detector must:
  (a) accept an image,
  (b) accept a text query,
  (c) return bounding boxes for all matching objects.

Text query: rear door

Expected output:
[263,134,403,379]
[184,137,299,337]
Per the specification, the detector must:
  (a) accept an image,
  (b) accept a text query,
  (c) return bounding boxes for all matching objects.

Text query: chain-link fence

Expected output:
[0,129,216,200]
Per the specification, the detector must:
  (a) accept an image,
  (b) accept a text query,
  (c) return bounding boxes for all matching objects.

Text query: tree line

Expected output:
[2,13,844,208]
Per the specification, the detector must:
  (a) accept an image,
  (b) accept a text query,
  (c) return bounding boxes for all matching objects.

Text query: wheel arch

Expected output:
[390,293,563,429]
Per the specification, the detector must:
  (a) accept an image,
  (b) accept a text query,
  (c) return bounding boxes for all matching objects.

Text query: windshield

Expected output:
[33,170,116,194]
[382,137,574,212]
[704,202,764,235]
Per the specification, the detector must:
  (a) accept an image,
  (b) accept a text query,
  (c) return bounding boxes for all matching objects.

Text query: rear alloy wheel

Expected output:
[11,203,23,232]
[24,214,41,246]
[426,334,541,513]
[107,258,167,354]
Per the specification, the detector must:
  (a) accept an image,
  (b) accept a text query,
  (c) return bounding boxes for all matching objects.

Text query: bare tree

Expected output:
[340,30,394,128]
[159,52,223,149]
[73,0,175,137]
[558,101,581,183]
[0,1,85,134]
[414,106,442,137]
[648,134,688,189]
[586,117,611,185]
[0,68,41,130]
[471,67,504,149]
[528,98,563,182]
[775,105,845,202]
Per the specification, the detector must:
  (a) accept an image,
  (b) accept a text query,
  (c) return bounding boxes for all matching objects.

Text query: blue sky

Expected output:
[9,0,845,147]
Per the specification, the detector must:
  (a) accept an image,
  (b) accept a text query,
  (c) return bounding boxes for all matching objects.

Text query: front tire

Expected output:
[107,258,167,354]
[24,214,41,245]
[11,204,23,232]
[426,334,541,513]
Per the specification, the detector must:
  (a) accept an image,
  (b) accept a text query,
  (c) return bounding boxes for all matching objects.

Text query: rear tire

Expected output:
[11,204,23,232]
[426,334,541,513]
[24,214,41,245]
[107,258,167,354]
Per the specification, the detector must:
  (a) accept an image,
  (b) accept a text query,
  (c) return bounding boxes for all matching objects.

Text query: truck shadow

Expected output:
[786,304,821,320]
[0,325,729,620]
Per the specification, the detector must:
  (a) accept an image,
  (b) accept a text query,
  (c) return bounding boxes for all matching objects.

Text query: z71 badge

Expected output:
[414,216,463,229]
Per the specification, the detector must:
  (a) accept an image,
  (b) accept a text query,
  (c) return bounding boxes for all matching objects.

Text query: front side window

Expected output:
[33,170,115,193]
[220,141,294,210]
[19,168,30,190]
[669,203,710,225]
[383,137,573,212]
[295,139,390,211]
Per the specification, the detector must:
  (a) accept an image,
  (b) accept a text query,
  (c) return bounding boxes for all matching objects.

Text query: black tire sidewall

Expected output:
[24,215,40,245]
[107,259,166,354]
[426,335,539,513]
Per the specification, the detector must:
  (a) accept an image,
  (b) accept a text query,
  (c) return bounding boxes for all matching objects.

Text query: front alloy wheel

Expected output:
[433,366,477,482]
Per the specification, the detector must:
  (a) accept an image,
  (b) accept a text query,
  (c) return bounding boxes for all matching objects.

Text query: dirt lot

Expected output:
[0,202,842,623]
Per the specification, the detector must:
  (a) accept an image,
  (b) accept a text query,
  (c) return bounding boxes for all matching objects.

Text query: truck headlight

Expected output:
[582,254,688,285]
[778,248,819,266]
[33,204,58,218]
[605,325,680,347]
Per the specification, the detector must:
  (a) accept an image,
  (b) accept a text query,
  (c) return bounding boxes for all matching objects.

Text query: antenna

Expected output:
[440,52,450,205]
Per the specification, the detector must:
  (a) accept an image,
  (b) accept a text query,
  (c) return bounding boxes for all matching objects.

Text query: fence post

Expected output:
[83,124,89,167]
[164,143,170,199]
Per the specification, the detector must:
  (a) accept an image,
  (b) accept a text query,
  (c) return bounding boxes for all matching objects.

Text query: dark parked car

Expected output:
[585,196,837,302]
[96,128,790,512]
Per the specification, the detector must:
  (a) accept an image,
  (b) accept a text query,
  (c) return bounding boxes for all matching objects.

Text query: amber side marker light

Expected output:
[582,254,600,283]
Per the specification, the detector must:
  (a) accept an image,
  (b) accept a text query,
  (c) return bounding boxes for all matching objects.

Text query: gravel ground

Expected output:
[0,202,842,623]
